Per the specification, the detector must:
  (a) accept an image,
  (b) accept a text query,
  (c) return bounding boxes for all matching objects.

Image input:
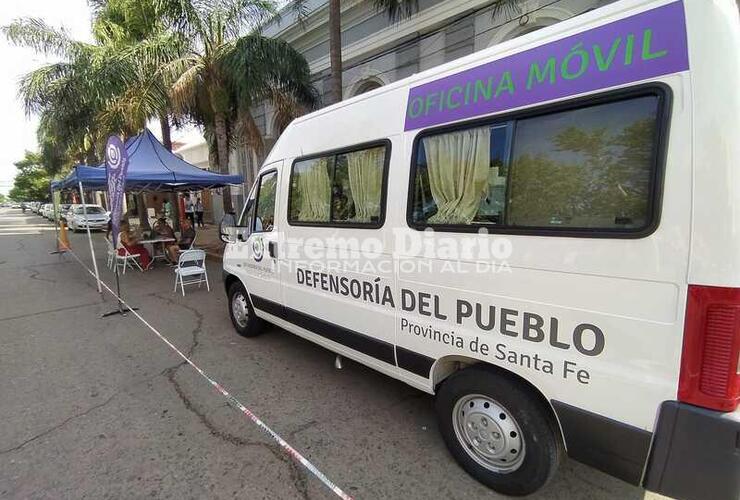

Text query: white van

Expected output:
[221,1,740,497]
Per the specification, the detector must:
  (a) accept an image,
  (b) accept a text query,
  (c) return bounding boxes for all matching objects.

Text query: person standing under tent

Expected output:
[183,194,195,225]
[163,198,172,220]
[195,197,204,228]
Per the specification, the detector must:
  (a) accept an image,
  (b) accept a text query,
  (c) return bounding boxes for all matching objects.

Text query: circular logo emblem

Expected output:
[252,237,264,262]
[106,143,122,170]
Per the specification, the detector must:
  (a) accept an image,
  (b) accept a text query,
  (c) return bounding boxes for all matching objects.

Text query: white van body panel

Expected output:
[684,0,740,288]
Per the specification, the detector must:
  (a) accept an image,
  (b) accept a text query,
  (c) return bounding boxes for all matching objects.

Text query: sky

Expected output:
[0,0,90,195]
[0,0,203,196]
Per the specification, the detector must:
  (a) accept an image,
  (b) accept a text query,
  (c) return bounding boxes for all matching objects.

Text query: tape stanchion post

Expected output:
[64,247,353,500]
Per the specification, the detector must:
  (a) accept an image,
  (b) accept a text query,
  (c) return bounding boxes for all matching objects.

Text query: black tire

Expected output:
[435,365,563,496]
[227,281,265,337]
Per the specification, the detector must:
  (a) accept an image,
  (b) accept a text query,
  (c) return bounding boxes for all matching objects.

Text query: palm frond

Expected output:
[372,0,418,22]
[219,0,277,38]
[234,105,264,157]
[2,17,88,58]
[169,56,206,115]
[221,33,317,109]
[490,0,523,19]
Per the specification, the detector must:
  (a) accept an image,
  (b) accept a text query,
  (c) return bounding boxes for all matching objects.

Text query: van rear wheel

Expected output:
[227,281,264,337]
[435,366,563,496]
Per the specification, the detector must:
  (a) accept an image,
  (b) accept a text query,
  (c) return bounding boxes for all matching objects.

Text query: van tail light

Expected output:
[678,285,740,412]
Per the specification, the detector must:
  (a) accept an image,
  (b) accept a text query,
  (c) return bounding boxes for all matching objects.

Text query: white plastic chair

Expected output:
[173,249,210,296]
[106,238,116,270]
[113,241,143,274]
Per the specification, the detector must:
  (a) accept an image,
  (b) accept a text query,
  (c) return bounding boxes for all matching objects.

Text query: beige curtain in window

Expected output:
[297,157,331,221]
[347,147,384,222]
[423,127,491,224]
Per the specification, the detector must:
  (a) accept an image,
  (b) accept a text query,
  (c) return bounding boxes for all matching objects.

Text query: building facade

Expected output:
[177,0,613,221]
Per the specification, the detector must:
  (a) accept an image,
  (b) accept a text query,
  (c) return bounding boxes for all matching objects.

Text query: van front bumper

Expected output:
[644,401,740,500]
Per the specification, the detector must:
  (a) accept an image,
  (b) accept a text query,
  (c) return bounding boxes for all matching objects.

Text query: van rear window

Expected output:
[289,142,389,227]
[409,92,664,235]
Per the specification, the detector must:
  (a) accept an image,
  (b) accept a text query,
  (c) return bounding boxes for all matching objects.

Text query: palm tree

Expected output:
[91,0,185,149]
[159,0,317,213]
[4,13,176,229]
[3,17,150,163]
[91,0,187,227]
[327,0,522,104]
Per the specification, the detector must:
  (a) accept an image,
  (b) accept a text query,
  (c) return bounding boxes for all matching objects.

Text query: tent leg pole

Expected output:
[79,181,102,294]
[52,185,59,249]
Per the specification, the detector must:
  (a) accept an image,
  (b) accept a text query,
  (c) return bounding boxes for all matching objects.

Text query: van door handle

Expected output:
[268,241,277,258]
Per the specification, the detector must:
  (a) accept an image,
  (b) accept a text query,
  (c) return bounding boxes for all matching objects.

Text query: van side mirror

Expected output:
[219,213,237,243]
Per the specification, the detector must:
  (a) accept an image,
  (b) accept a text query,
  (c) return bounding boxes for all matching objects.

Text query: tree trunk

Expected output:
[159,113,172,150]
[213,111,234,214]
[136,193,151,232]
[328,0,343,105]
[159,114,180,230]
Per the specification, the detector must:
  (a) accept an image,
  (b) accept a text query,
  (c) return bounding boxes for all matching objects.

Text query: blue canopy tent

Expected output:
[51,129,244,292]
[52,129,243,192]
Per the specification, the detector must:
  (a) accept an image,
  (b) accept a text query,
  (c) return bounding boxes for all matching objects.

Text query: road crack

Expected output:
[0,370,171,456]
[147,293,309,498]
[0,301,101,322]
[164,367,310,499]
[149,292,202,358]
[0,392,118,455]
[24,265,56,283]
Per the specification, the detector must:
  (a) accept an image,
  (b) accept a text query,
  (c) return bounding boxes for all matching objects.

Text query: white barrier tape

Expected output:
[65,249,354,500]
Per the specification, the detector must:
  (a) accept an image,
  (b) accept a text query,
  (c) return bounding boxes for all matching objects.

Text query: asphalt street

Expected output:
[0,207,662,499]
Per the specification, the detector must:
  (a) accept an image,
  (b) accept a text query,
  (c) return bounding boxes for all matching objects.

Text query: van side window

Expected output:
[412,125,511,225]
[409,93,663,234]
[289,143,388,227]
[254,171,277,232]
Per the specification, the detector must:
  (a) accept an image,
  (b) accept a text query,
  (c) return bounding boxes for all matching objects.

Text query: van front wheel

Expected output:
[228,281,264,337]
[435,366,563,496]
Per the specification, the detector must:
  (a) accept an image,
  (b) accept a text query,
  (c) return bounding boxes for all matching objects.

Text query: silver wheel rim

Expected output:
[232,292,249,328]
[452,394,525,473]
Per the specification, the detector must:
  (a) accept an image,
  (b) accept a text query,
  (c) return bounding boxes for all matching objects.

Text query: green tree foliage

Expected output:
[160,0,318,211]
[8,151,51,202]
[5,0,318,216]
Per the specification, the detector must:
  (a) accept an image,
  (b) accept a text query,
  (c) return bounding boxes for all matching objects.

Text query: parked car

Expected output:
[58,204,72,222]
[41,204,53,220]
[220,1,739,499]
[67,205,109,232]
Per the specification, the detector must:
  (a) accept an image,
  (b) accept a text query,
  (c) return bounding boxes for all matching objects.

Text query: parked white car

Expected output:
[57,203,72,221]
[41,204,53,220]
[66,205,109,232]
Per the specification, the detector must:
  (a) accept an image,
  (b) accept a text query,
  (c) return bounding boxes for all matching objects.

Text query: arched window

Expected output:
[353,79,383,97]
